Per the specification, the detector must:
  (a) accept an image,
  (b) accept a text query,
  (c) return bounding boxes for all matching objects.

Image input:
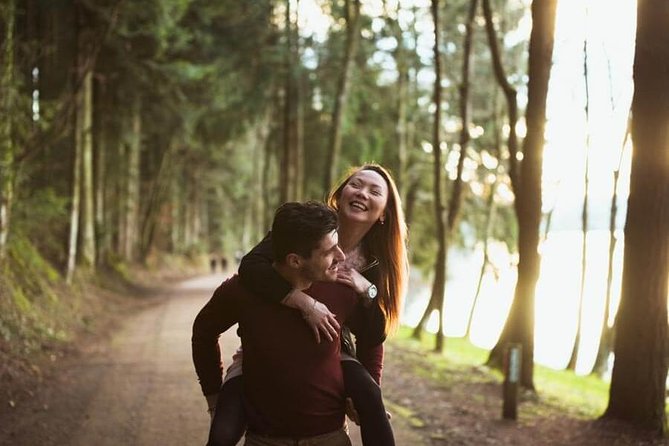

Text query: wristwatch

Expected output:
[363,284,378,300]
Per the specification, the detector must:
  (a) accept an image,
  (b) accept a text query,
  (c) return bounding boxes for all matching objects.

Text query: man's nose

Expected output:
[335,246,345,261]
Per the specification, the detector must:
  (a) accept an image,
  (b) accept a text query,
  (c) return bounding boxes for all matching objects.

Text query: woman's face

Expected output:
[338,169,389,226]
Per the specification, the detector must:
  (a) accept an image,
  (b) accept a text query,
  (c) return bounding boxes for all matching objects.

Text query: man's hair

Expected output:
[271,201,338,262]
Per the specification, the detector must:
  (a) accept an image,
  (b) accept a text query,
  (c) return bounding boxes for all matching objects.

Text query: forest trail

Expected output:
[1,274,665,446]
[0,274,423,446]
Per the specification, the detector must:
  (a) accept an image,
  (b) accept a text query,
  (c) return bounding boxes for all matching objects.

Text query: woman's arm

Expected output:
[238,232,340,342]
[238,233,292,303]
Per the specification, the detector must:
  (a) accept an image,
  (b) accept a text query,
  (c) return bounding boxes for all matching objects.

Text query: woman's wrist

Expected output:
[282,289,314,314]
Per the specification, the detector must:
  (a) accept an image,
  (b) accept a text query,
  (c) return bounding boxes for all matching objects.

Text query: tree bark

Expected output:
[603,0,669,434]
[412,0,445,343]
[482,0,520,197]
[322,0,361,193]
[66,108,83,284]
[0,0,16,261]
[568,35,592,371]
[487,0,558,390]
[592,119,630,376]
[123,95,141,261]
[412,0,478,353]
[80,68,96,268]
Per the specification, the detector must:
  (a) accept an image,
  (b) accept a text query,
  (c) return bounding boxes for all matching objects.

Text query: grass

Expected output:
[390,326,612,419]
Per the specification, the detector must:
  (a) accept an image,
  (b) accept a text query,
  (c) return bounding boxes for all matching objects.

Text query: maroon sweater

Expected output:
[192,275,375,437]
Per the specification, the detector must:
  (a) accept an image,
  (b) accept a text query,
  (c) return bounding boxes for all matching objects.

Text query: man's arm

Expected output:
[191,278,243,397]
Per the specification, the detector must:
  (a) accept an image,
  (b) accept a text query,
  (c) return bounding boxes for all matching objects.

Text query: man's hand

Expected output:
[283,290,340,343]
[345,398,360,425]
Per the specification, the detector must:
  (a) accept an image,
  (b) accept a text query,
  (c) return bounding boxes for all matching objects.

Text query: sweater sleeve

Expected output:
[238,232,293,304]
[356,342,384,385]
[191,277,243,396]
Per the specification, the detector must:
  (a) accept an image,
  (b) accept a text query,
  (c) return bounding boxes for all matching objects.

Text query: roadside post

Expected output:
[502,343,522,420]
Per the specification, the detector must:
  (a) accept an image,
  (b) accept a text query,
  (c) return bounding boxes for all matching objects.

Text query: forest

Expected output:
[0,0,668,442]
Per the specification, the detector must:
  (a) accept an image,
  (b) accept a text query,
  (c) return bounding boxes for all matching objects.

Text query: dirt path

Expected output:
[0,274,422,446]
[2,274,665,446]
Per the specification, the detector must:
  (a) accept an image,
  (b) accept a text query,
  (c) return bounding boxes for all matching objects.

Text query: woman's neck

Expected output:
[338,219,372,254]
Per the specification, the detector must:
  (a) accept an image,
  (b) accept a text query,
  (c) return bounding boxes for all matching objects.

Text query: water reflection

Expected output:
[401,229,624,375]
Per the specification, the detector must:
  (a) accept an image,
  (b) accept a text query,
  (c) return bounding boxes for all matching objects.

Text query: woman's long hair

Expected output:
[327,163,409,334]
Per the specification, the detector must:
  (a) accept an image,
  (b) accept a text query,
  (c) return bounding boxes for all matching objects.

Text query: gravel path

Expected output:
[0,274,422,446]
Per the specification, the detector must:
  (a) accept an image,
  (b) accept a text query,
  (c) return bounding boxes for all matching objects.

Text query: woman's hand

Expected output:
[283,289,340,343]
[336,266,370,295]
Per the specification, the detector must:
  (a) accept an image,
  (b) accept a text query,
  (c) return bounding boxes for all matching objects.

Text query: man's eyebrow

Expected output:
[326,242,339,252]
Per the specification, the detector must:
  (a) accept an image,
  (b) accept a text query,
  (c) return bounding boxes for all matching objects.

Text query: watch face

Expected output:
[367,285,378,299]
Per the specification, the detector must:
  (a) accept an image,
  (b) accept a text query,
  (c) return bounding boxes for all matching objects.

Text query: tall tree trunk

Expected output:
[388,1,409,194]
[280,0,298,203]
[94,78,109,265]
[412,0,477,353]
[412,0,445,342]
[123,95,141,261]
[467,97,502,338]
[603,0,669,434]
[592,119,631,376]
[568,34,592,371]
[322,0,361,193]
[66,107,83,283]
[79,68,96,268]
[0,0,16,261]
[252,110,272,240]
[487,0,558,390]
[482,0,520,196]
[139,142,176,262]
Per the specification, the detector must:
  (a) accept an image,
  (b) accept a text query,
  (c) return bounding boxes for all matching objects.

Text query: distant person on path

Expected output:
[207,164,408,446]
[210,257,217,273]
[194,201,356,445]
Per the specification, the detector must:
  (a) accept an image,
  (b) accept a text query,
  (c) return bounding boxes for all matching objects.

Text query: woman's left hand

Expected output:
[336,266,370,295]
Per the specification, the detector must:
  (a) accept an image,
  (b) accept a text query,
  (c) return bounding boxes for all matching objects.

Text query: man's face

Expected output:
[299,230,345,283]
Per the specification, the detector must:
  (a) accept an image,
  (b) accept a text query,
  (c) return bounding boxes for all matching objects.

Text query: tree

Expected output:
[322,0,361,193]
[592,117,631,376]
[603,0,669,434]
[412,0,447,348]
[0,0,16,261]
[567,28,592,371]
[486,0,558,390]
[412,0,479,352]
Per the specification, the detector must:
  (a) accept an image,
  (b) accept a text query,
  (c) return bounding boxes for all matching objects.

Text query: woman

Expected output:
[209,164,408,446]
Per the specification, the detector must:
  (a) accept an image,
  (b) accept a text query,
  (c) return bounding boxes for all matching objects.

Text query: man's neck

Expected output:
[273,263,312,290]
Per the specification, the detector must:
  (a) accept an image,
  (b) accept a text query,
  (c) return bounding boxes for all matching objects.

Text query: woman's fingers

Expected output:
[311,325,321,344]
[304,301,339,342]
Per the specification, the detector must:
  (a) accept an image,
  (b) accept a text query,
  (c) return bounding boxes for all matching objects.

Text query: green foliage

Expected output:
[0,235,71,358]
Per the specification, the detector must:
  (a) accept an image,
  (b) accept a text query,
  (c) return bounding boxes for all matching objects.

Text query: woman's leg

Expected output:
[341,360,395,446]
[207,375,246,446]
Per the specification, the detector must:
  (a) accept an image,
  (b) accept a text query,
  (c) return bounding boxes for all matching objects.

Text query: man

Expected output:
[192,201,361,445]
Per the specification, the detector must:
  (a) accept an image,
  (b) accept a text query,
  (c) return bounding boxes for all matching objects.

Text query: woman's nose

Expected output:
[354,189,367,199]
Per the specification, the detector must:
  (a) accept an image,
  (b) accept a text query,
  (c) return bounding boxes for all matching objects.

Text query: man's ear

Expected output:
[285,253,303,269]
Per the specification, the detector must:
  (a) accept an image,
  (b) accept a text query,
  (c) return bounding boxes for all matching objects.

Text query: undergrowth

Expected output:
[391,327,614,420]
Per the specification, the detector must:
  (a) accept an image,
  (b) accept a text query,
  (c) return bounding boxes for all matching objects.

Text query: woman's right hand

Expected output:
[283,289,340,343]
